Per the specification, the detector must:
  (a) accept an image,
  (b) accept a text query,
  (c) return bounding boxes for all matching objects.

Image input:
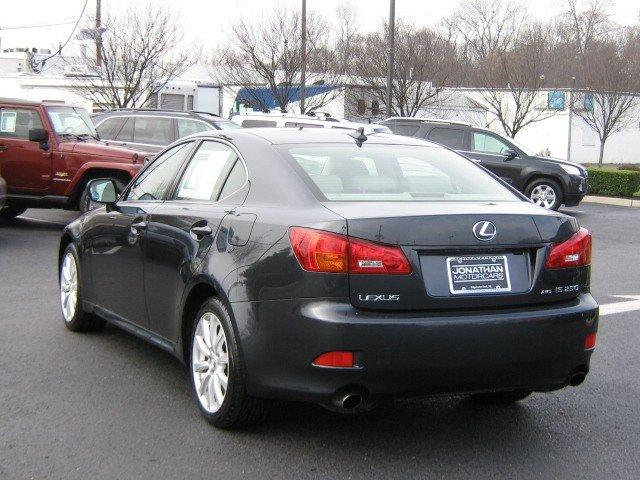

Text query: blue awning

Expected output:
[235,85,337,111]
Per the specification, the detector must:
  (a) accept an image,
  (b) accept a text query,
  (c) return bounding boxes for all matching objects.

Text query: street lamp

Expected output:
[567,76,576,161]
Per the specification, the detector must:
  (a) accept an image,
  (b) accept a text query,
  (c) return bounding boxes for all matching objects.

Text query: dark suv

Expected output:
[380,118,588,210]
[92,109,241,153]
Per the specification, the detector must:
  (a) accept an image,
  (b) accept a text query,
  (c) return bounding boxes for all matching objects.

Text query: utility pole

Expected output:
[566,76,576,161]
[96,0,102,68]
[386,0,396,117]
[300,0,307,113]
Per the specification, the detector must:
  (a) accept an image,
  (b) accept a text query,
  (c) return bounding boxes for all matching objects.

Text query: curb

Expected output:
[583,195,640,208]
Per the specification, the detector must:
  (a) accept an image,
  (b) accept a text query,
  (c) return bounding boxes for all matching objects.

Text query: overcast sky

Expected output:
[1,0,639,53]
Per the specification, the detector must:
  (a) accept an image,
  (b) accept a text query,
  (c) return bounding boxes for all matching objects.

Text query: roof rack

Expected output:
[94,108,219,118]
[384,116,471,126]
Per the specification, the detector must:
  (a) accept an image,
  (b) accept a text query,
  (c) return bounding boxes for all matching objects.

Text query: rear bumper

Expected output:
[233,294,599,406]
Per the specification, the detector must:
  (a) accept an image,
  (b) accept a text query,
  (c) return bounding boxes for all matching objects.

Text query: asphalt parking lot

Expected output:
[1,204,639,480]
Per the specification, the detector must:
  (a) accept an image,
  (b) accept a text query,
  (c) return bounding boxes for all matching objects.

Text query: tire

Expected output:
[525,178,563,211]
[469,389,532,404]
[0,205,27,220]
[188,297,265,429]
[79,178,127,214]
[59,243,105,332]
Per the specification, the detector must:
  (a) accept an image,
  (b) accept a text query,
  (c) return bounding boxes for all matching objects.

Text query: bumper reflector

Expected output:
[584,332,597,350]
[313,351,355,368]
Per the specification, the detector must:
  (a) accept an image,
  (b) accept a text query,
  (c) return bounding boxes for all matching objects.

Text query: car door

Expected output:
[0,106,51,192]
[143,139,249,341]
[464,130,522,186]
[86,141,195,328]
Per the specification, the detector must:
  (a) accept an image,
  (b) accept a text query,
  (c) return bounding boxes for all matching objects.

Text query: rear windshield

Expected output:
[285,144,518,202]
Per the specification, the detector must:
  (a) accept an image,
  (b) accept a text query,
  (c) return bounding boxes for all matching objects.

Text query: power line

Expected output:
[32,0,90,71]
[0,19,79,31]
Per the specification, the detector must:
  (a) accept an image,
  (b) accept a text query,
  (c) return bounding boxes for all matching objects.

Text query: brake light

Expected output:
[289,227,348,273]
[349,237,412,274]
[584,332,597,350]
[545,228,592,269]
[289,227,412,274]
[313,351,355,368]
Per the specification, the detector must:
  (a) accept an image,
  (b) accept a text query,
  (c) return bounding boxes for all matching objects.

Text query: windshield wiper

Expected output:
[78,133,100,141]
[59,133,87,142]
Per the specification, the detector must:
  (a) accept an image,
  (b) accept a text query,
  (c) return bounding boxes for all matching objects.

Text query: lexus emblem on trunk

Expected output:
[473,221,497,241]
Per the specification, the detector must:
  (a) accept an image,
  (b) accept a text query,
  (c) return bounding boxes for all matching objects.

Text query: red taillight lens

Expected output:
[289,227,412,275]
[349,237,412,274]
[545,228,592,269]
[289,227,349,273]
[313,351,355,368]
[584,332,597,350]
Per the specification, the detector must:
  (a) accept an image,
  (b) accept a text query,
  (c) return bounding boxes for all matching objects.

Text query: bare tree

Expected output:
[443,0,528,62]
[70,5,194,109]
[333,2,360,75]
[573,36,640,166]
[214,7,339,114]
[354,21,458,117]
[475,24,558,137]
[559,0,614,55]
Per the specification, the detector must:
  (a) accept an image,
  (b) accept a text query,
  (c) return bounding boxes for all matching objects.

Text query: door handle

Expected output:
[190,225,212,238]
[131,220,148,232]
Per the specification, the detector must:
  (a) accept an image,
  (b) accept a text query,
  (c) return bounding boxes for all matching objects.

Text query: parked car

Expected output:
[380,117,588,210]
[92,109,241,153]
[0,98,147,218]
[59,128,598,429]
[232,111,392,133]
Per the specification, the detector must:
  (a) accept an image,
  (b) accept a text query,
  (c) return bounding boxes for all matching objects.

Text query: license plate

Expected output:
[446,255,511,295]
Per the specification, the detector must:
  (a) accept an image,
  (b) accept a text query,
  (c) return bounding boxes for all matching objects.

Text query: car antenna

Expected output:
[349,127,368,147]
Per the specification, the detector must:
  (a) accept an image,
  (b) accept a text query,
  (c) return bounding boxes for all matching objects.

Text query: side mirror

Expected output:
[28,128,49,150]
[86,178,118,207]
[504,149,518,161]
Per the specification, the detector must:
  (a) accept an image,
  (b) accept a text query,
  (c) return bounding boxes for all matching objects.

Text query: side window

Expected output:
[95,117,125,140]
[219,160,248,199]
[126,142,192,201]
[115,117,134,142]
[427,128,465,149]
[133,116,173,145]
[284,122,323,128]
[472,132,511,154]
[0,108,44,139]
[394,123,421,137]
[175,141,239,201]
[241,119,277,127]
[177,119,210,138]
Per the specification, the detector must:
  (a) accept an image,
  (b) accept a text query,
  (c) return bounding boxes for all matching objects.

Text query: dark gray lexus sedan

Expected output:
[58,128,598,429]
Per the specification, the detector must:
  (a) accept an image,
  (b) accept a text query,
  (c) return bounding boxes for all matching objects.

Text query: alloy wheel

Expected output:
[191,312,230,413]
[530,184,557,209]
[60,252,78,322]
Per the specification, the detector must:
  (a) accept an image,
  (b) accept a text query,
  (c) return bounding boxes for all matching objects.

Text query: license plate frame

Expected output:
[446,255,512,295]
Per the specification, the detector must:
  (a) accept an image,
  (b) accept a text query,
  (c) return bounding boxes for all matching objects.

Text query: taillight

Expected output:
[312,351,355,368]
[349,237,412,274]
[545,228,592,269]
[289,227,348,273]
[289,227,412,274]
[584,332,597,350]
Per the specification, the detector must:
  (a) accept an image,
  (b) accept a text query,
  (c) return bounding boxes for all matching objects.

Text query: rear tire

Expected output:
[188,297,265,429]
[525,178,563,210]
[469,389,532,404]
[0,205,26,220]
[59,243,105,332]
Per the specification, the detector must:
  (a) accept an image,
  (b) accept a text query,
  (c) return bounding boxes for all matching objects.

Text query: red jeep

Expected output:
[0,98,146,219]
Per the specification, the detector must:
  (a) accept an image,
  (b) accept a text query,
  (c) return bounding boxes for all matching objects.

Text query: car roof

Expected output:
[0,97,67,107]
[190,127,441,147]
[91,109,224,121]
[384,117,471,127]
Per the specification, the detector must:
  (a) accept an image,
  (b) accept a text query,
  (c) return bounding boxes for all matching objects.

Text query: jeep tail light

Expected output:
[289,227,411,275]
[545,228,592,269]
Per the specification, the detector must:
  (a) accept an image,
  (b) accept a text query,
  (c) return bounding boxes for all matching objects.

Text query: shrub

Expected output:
[587,168,640,197]
[617,165,640,172]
